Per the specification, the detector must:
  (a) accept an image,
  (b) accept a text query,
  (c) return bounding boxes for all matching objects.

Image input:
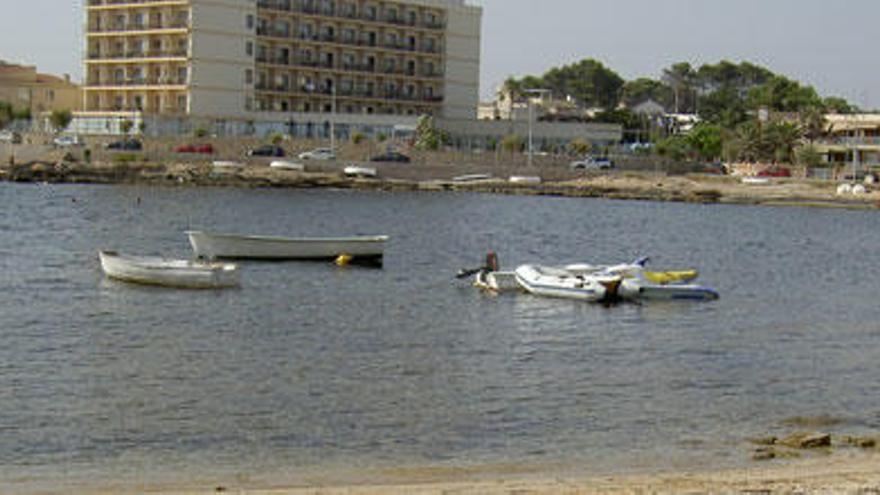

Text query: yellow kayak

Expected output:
[642,269,699,285]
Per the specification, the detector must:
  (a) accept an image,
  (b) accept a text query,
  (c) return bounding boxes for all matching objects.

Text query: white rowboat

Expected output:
[186,231,388,261]
[514,264,621,302]
[98,251,239,289]
[343,165,377,178]
[270,160,305,171]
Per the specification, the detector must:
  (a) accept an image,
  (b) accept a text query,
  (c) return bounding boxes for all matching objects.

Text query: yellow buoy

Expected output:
[335,254,354,267]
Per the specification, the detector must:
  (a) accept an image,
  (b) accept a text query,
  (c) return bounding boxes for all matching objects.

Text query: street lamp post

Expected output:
[330,82,336,156]
[524,88,550,167]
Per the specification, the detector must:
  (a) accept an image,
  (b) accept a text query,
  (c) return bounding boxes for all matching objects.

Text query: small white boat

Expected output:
[212,160,245,169]
[514,264,622,302]
[509,175,542,184]
[741,177,770,185]
[474,270,521,293]
[453,173,493,183]
[98,251,239,289]
[343,165,377,178]
[270,160,305,171]
[186,230,388,261]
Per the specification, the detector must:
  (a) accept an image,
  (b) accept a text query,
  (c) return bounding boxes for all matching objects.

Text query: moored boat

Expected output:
[98,251,239,289]
[343,165,378,178]
[619,276,720,301]
[514,264,622,302]
[474,270,521,293]
[270,160,305,171]
[186,230,388,261]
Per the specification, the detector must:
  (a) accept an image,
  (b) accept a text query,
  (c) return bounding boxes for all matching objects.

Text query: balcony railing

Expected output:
[819,136,880,146]
[256,0,446,30]
[87,49,188,60]
[86,77,188,87]
[88,21,189,33]
[256,30,442,57]
[254,84,443,103]
[255,55,443,79]
[88,0,188,6]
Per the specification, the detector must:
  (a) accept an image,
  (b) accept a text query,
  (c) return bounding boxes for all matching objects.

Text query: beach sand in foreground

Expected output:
[68,453,880,494]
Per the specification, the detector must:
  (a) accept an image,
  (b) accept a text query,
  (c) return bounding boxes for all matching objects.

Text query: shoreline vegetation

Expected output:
[2,157,878,211]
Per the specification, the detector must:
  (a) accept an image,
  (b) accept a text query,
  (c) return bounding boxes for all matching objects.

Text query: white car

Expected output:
[569,156,614,170]
[53,135,83,147]
[297,148,336,160]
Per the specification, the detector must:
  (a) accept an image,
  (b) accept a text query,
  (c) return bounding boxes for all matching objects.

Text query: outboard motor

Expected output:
[485,251,499,272]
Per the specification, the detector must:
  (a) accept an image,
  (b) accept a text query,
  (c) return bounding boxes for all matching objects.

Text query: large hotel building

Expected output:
[81,0,482,135]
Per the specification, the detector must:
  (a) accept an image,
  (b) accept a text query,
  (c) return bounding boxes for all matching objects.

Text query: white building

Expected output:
[78,0,482,136]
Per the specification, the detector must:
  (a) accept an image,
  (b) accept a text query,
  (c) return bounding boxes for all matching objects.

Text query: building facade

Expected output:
[81,0,482,135]
[0,61,81,116]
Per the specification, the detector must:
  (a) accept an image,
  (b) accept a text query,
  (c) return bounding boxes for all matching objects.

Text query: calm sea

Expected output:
[1,183,880,493]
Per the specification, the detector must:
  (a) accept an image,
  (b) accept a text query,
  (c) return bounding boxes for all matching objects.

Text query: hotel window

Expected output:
[177,67,187,83]
[246,14,254,30]
[246,41,253,56]
[245,69,253,84]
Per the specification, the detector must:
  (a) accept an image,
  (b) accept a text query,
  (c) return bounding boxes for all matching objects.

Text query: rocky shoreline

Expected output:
[2,159,878,210]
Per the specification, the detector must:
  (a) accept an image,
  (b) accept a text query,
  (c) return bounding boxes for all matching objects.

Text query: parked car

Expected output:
[0,130,22,144]
[369,151,410,163]
[174,143,215,154]
[247,145,285,157]
[53,135,84,148]
[105,138,142,151]
[757,166,791,178]
[297,148,336,160]
[569,156,613,170]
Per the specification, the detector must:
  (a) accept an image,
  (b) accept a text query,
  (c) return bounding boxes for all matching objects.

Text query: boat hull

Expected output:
[620,279,719,301]
[514,265,615,302]
[186,231,388,261]
[474,270,521,293]
[99,251,239,289]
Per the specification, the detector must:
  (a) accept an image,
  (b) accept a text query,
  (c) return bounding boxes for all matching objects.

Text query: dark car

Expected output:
[105,138,142,151]
[247,145,285,157]
[369,151,410,163]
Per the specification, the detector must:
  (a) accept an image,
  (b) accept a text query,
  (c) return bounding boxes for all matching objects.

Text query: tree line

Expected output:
[502,59,859,164]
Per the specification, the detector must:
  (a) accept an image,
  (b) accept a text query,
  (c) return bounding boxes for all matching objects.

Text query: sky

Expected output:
[1,0,877,108]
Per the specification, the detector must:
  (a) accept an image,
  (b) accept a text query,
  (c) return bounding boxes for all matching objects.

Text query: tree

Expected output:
[120,119,134,135]
[800,106,827,146]
[686,123,724,161]
[662,62,696,113]
[193,127,208,139]
[823,96,856,114]
[49,109,73,133]
[504,58,624,110]
[350,131,366,145]
[269,132,284,145]
[620,78,673,109]
[568,138,592,156]
[414,114,447,151]
[500,134,524,153]
[764,121,803,163]
[0,102,13,129]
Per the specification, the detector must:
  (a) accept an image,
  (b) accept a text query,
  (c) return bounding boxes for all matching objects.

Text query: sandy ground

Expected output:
[66,453,880,494]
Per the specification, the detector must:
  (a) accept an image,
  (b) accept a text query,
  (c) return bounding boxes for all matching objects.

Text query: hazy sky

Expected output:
[2,0,877,108]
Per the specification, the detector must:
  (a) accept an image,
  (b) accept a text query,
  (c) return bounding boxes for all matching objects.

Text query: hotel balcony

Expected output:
[255,54,443,80]
[256,0,446,31]
[87,0,189,8]
[86,49,188,62]
[87,21,189,34]
[255,28,443,57]
[85,77,187,88]
[254,83,442,105]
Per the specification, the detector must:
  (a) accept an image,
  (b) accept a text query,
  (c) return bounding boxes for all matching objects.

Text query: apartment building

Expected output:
[81,0,482,135]
[0,61,80,116]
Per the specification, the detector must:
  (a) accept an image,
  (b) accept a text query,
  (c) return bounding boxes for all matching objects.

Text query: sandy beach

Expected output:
[64,452,880,494]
